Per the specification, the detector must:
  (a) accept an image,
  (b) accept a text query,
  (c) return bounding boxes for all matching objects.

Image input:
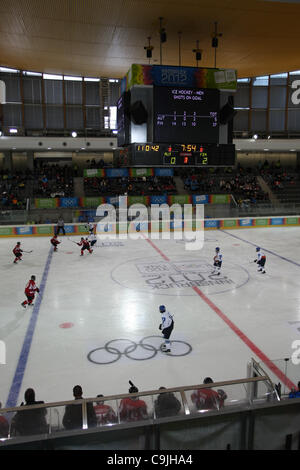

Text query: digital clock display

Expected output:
[130,143,235,167]
[136,144,160,152]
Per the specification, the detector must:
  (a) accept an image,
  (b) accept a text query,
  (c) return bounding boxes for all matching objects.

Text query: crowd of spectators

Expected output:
[260,169,298,193]
[179,166,270,208]
[33,163,74,198]
[1,157,299,213]
[0,170,29,210]
[0,377,228,437]
[0,163,74,210]
[84,175,177,197]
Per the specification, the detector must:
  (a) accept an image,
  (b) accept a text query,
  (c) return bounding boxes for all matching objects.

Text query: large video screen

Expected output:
[153,86,220,144]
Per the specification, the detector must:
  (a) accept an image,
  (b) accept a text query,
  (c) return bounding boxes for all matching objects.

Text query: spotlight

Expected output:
[71,131,77,138]
[193,48,202,61]
[212,37,219,48]
[9,128,18,134]
[253,134,258,140]
[144,37,154,59]
[0,131,2,137]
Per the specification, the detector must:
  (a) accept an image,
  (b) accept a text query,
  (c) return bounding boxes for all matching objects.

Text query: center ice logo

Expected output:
[111,255,250,297]
[136,260,234,291]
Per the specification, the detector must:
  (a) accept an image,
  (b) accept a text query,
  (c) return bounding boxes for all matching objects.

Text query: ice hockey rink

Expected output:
[1,225,300,409]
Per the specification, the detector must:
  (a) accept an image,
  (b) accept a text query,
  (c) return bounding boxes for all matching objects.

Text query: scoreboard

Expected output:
[153,86,220,144]
[116,80,236,167]
[128,143,235,167]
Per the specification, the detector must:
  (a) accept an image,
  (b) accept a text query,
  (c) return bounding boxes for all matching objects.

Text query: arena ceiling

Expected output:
[0,0,300,80]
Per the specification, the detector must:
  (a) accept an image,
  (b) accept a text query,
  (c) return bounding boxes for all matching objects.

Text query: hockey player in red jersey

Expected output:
[77,237,93,256]
[119,382,149,423]
[21,275,40,308]
[94,395,117,426]
[191,377,227,411]
[13,242,23,263]
[50,235,61,252]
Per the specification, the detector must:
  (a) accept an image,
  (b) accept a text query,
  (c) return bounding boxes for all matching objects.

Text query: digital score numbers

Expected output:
[163,144,208,166]
[131,143,236,167]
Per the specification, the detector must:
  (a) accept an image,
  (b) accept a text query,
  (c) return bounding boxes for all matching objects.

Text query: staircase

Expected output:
[174,176,189,194]
[275,176,300,204]
[257,175,280,204]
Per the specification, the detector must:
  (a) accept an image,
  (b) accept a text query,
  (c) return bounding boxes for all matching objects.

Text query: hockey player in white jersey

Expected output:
[88,232,97,248]
[159,305,174,353]
[86,221,95,235]
[212,247,222,275]
[254,247,266,274]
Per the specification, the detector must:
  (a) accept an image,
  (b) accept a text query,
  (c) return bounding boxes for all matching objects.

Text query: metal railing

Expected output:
[0,376,278,443]
[1,201,300,226]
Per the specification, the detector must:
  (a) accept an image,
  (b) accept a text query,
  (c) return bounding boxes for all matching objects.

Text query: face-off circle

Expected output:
[111,255,250,296]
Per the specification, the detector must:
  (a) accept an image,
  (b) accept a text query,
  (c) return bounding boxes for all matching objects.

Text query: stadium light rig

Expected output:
[144,37,154,61]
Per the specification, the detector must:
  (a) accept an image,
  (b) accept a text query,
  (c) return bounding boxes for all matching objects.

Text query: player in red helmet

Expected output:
[21,275,40,308]
[77,237,93,256]
[13,242,23,264]
[50,235,61,252]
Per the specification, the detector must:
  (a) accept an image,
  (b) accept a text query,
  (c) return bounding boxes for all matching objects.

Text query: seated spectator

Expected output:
[119,383,149,422]
[62,385,97,430]
[94,394,117,426]
[154,387,181,418]
[288,381,300,399]
[191,377,227,411]
[0,402,9,438]
[11,388,48,436]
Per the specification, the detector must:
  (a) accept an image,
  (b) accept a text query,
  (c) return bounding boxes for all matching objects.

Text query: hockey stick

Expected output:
[67,237,78,245]
[22,250,33,253]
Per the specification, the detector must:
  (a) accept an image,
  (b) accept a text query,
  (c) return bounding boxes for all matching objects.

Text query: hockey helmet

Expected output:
[215,247,220,252]
[256,247,260,252]
[159,305,166,313]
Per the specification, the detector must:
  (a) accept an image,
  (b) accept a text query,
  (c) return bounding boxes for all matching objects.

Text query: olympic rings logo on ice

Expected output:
[87,336,192,364]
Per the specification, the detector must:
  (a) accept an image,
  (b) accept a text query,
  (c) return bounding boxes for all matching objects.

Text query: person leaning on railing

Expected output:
[154,387,181,418]
[10,388,48,436]
[62,385,97,430]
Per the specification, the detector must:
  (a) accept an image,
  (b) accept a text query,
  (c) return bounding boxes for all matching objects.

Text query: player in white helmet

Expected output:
[159,305,174,353]
[88,232,97,248]
[254,247,266,274]
[212,247,222,275]
[85,221,95,235]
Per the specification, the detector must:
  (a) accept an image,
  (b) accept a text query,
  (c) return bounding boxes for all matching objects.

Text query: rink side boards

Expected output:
[0,216,300,237]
